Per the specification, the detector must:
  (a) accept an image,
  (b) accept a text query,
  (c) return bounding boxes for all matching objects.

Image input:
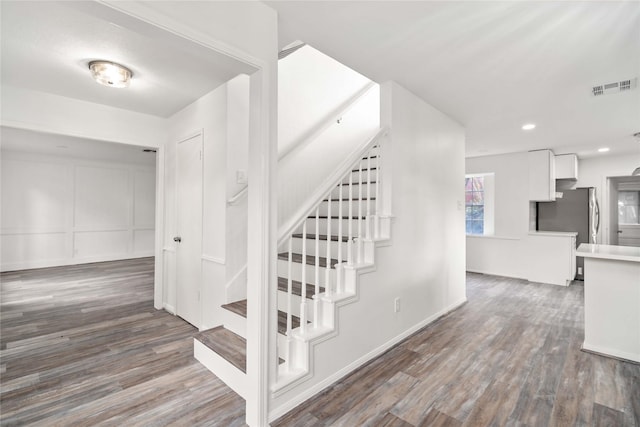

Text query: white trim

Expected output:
[202,254,225,265]
[154,146,166,310]
[268,297,467,422]
[465,268,527,281]
[582,343,640,364]
[163,303,176,315]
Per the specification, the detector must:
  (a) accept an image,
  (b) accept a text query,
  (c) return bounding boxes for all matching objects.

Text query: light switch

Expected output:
[236,169,247,185]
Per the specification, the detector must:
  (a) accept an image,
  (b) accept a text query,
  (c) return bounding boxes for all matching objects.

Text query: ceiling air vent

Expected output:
[592,77,637,96]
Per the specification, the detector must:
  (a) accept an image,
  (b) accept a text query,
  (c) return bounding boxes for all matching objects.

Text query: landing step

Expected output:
[277,276,324,298]
[221,299,304,334]
[195,326,246,373]
[277,252,341,268]
[195,326,284,373]
[292,233,349,243]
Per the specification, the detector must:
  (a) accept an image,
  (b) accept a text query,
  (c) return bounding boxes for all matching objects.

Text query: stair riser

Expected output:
[316,199,376,217]
[331,182,378,200]
[277,259,336,287]
[301,217,372,237]
[222,308,246,339]
[290,237,348,259]
[276,290,318,320]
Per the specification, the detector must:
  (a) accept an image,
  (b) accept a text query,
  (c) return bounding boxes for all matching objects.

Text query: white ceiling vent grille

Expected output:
[592,78,637,96]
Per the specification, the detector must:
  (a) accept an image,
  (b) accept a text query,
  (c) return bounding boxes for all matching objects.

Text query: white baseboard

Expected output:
[465,268,527,281]
[268,297,467,422]
[582,342,640,364]
[1,252,155,272]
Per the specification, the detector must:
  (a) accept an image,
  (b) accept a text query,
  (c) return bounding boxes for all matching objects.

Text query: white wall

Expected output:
[0,86,167,148]
[163,74,251,329]
[272,80,467,414]
[1,150,155,271]
[278,85,380,239]
[278,45,372,158]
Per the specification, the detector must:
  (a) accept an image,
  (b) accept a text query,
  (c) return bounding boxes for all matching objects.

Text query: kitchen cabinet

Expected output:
[555,153,578,180]
[528,149,556,201]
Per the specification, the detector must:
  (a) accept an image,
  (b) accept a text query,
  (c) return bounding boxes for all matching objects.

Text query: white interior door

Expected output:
[175,134,203,327]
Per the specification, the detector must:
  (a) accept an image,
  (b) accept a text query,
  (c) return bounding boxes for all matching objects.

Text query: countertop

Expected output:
[528,231,578,238]
[577,243,640,263]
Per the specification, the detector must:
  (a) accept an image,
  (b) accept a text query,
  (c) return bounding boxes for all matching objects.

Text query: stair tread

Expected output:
[221,299,304,334]
[292,233,349,243]
[323,197,376,201]
[337,181,378,186]
[277,252,341,268]
[195,326,246,373]
[351,167,378,172]
[277,276,324,298]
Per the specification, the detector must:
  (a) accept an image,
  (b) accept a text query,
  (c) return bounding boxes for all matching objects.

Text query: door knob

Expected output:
[618,230,623,234]
[173,236,182,242]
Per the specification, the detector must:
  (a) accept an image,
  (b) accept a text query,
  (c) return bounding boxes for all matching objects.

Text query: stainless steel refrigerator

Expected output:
[536,187,600,281]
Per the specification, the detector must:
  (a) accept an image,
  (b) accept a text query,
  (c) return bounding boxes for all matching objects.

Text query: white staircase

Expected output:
[193,135,391,401]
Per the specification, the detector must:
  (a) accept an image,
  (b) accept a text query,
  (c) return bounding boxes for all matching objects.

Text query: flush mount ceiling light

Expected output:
[88,60,132,88]
[598,147,610,153]
[522,123,536,131]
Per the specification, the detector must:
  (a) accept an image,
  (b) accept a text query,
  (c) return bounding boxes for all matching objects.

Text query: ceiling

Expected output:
[1,127,156,166]
[268,1,640,159]
[0,1,254,118]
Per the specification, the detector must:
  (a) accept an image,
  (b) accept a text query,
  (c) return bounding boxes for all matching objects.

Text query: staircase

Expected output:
[193,136,389,400]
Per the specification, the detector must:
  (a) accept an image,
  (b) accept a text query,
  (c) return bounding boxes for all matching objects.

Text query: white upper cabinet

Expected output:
[555,153,579,180]
[528,149,556,201]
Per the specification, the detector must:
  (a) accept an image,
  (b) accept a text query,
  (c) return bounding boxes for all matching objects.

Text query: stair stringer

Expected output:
[271,231,389,397]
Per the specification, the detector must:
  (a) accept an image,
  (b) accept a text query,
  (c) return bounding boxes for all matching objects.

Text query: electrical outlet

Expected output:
[394,297,401,313]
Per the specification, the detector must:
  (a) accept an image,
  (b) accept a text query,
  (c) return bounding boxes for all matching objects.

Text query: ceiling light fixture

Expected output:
[522,123,536,131]
[598,147,610,153]
[88,60,132,88]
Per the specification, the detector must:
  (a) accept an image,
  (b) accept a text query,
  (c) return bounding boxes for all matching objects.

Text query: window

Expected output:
[465,176,485,234]
[618,191,640,225]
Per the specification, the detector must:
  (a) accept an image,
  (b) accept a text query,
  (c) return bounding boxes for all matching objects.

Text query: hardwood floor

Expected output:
[273,274,640,426]
[0,258,246,426]
[2,261,638,426]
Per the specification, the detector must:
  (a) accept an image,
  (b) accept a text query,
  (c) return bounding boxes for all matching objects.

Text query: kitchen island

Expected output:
[577,243,640,363]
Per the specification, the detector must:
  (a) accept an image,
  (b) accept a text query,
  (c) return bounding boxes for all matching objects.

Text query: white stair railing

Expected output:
[276,131,384,381]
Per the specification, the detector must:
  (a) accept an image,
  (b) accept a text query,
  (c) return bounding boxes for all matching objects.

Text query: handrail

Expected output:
[227,185,248,205]
[277,127,386,248]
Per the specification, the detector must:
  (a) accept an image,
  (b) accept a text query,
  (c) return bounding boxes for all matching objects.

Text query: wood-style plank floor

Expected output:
[0,258,246,426]
[2,260,639,426]
[274,274,640,426]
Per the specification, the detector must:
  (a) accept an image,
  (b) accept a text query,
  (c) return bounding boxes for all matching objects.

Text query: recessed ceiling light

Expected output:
[88,60,132,88]
[598,147,610,152]
[522,123,536,131]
